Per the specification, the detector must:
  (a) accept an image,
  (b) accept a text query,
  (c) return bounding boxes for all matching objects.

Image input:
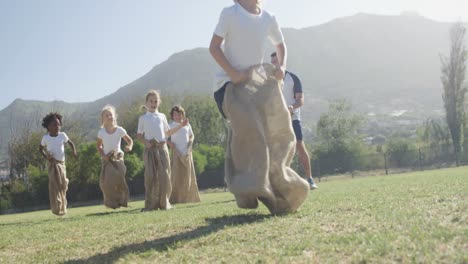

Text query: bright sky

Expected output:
[1,0,467,110]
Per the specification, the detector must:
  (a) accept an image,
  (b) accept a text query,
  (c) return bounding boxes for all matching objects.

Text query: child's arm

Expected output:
[165,118,189,137]
[187,135,194,154]
[167,139,175,149]
[96,138,109,161]
[209,35,248,84]
[137,116,152,148]
[39,145,53,161]
[122,134,133,152]
[67,139,78,158]
[137,133,152,149]
[274,43,287,80]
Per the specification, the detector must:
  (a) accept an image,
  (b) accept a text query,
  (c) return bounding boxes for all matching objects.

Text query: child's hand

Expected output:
[274,65,285,81]
[230,70,248,84]
[288,105,294,114]
[167,141,174,149]
[182,118,189,126]
[102,154,110,162]
[46,154,54,162]
[72,150,78,159]
[144,140,152,149]
[124,145,132,153]
[187,141,193,153]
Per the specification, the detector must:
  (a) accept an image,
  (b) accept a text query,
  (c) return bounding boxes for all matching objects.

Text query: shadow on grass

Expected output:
[64,213,271,264]
[0,208,142,227]
[0,215,82,227]
[85,208,141,217]
[181,199,236,209]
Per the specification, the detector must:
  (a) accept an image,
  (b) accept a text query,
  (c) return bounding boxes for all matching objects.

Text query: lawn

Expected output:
[0,167,467,263]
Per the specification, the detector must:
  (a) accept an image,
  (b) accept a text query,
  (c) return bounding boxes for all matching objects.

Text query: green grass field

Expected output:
[1,167,467,263]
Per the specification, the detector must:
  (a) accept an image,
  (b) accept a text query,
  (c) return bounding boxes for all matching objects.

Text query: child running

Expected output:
[39,112,77,216]
[209,0,309,214]
[137,90,188,210]
[96,105,133,209]
[167,105,200,204]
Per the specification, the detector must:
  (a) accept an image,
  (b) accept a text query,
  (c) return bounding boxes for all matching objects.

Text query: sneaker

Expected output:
[307,178,318,190]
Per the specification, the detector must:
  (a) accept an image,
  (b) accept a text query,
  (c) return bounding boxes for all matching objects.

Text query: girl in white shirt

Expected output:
[137,90,188,210]
[39,112,78,216]
[167,105,200,204]
[96,105,133,209]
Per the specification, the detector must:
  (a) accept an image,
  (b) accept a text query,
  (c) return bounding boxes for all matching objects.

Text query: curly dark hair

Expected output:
[41,112,63,129]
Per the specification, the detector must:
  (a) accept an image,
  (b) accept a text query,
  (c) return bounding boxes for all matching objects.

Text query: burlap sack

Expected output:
[143,140,172,210]
[47,159,68,216]
[169,146,201,204]
[223,64,309,214]
[99,152,129,209]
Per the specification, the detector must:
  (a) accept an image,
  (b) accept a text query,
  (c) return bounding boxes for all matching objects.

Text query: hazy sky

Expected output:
[1,0,467,110]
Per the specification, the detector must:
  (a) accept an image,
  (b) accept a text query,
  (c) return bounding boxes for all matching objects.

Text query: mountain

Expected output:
[0,13,465,158]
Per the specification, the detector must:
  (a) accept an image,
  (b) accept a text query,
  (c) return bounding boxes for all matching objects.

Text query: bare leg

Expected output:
[296,140,317,188]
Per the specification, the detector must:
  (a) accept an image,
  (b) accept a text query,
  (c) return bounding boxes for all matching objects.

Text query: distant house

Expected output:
[0,159,9,180]
[363,135,386,145]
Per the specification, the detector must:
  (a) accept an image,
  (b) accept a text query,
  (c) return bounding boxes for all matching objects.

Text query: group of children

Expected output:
[39,90,200,215]
[39,0,315,216]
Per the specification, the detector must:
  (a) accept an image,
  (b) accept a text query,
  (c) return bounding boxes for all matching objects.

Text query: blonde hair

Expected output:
[100,104,118,127]
[141,90,161,111]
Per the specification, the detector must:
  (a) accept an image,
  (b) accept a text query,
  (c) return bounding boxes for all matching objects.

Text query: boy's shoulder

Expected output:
[222,4,275,19]
[260,8,275,18]
[219,4,241,19]
[222,4,237,13]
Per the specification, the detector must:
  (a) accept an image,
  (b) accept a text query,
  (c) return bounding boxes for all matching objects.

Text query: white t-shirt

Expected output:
[137,111,170,142]
[40,132,69,161]
[97,126,127,155]
[213,3,284,89]
[169,122,193,155]
[282,72,303,121]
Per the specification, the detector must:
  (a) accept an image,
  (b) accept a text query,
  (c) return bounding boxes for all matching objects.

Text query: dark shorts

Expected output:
[292,120,303,141]
[214,82,230,119]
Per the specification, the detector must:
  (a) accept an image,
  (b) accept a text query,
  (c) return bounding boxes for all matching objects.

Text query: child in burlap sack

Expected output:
[96,104,134,209]
[137,90,190,211]
[39,112,78,216]
[167,105,200,204]
[209,0,309,214]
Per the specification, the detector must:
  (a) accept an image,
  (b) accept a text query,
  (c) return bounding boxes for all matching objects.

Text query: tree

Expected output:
[8,131,45,180]
[386,137,416,167]
[124,153,144,180]
[441,22,467,165]
[315,99,366,174]
[182,96,225,146]
[419,118,451,148]
[316,99,364,149]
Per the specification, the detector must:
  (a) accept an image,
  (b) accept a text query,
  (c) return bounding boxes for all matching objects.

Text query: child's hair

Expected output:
[42,112,63,130]
[100,104,118,127]
[141,90,161,111]
[270,52,277,58]
[170,105,186,120]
